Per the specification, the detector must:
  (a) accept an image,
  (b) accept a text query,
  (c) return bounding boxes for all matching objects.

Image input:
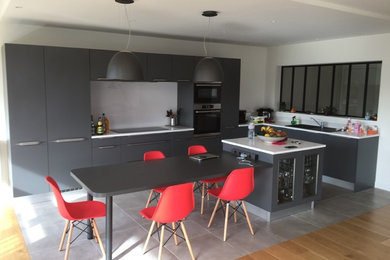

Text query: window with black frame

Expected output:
[280,61,381,119]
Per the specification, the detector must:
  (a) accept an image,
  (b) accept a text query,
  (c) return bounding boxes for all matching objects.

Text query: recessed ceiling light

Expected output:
[271,20,277,23]
[15,6,23,9]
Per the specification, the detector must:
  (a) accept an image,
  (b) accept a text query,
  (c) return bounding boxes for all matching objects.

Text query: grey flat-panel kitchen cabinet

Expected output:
[171,131,194,156]
[191,134,222,154]
[147,53,173,81]
[172,55,199,82]
[92,137,121,166]
[45,46,92,190]
[219,58,241,139]
[120,133,172,162]
[5,44,49,196]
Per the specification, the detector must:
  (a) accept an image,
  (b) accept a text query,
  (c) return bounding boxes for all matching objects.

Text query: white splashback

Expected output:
[90,81,178,129]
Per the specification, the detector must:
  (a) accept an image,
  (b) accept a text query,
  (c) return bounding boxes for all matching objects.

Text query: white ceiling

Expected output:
[2,0,390,46]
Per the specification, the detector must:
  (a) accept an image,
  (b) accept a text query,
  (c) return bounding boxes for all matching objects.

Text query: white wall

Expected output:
[266,33,390,191]
[0,21,268,190]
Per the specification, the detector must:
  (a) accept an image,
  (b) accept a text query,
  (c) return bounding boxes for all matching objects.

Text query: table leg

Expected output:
[106,196,113,260]
[87,193,93,240]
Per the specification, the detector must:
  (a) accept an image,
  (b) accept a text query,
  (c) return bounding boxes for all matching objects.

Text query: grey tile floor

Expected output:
[13,183,390,260]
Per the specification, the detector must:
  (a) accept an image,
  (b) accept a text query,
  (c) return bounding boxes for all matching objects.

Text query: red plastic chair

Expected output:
[144,151,167,208]
[207,168,255,241]
[140,183,195,260]
[45,176,105,260]
[188,145,227,214]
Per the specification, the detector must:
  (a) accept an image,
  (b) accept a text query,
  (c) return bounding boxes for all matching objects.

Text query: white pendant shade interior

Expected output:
[193,10,224,83]
[105,0,143,81]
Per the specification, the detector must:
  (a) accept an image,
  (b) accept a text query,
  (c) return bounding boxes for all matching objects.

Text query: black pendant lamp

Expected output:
[193,10,224,83]
[105,0,143,81]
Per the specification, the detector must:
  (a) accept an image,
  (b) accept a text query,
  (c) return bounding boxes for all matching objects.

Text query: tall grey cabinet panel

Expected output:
[44,47,92,190]
[5,44,49,196]
[220,58,241,138]
[45,47,91,140]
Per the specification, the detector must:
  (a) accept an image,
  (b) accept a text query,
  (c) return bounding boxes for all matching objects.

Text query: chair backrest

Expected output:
[144,151,166,161]
[152,183,194,223]
[45,176,73,220]
[188,145,207,155]
[218,168,254,201]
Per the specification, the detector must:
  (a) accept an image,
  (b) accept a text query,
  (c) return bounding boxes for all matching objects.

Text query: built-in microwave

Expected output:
[194,83,221,104]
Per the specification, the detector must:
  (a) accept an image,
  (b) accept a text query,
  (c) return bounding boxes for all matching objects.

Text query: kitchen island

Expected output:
[222,137,326,221]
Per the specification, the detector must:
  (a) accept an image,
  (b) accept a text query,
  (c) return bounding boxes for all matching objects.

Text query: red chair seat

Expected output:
[67,200,106,220]
[207,187,222,198]
[140,206,156,220]
[200,176,227,184]
[153,187,167,193]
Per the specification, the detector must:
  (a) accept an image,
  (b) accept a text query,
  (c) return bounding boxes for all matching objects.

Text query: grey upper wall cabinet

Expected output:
[172,55,199,82]
[5,44,49,196]
[147,53,173,81]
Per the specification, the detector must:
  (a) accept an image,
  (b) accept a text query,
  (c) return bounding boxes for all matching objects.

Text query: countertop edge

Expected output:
[91,127,194,139]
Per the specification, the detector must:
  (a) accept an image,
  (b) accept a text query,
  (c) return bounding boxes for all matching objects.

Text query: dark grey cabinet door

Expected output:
[6,44,47,143]
[172,55,198,82]
[92,138,121,166]
[171,131,193,156]
[220,58,241,138]
[5,44,49,196]
[49,140,92,191]
[147,54,173,81]
[45,47,91,140]
[191,135,222,154]
[89,49,117,80]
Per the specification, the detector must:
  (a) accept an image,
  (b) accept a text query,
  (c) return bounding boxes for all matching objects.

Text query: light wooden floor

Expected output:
[238,205,390,260]
[0,204,30,260]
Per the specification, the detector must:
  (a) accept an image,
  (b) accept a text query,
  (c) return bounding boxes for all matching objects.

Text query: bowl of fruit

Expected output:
[257,126,287,143]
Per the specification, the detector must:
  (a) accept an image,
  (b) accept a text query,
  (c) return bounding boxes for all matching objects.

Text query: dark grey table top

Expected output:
[71,152,271,197]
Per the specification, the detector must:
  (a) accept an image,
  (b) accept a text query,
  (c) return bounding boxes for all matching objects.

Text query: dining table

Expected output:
[71,152,267,260]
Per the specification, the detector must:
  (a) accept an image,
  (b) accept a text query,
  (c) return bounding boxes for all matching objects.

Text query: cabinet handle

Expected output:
[98,145,117,149]
[16,141,42,146]
[195,110,221,114]
[126,140,168,147]
[177,79,191,82]
[52,137,87,143]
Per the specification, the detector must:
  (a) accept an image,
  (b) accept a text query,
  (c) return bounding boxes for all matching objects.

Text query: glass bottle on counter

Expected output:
[90,115,95,135]
[248,122,255,139]
[103,113,110,134]
[96,117,104,135]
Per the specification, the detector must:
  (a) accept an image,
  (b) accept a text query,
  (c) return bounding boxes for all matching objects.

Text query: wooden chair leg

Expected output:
[59,220,70,251]
[232,201,237,223]
[172,222,178,246]
[143,220,156,253]
[223,202,229,241]
[145,190,154,208]
[206,183,209,200]
[215,183,219,188]
[158,225,165,260]
[208,198,220,228]
[90,219,98,243]
[201,183,205,215]
[181,222,195,260]
[242,201,254,235]
[64,222,74,260]
[91,219,105,256]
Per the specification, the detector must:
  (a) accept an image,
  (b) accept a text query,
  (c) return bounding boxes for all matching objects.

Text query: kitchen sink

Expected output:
[286,124,338,132]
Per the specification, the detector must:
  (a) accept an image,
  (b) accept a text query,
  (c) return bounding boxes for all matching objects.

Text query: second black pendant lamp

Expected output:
[105,0,143,81]
[193,10,224,83]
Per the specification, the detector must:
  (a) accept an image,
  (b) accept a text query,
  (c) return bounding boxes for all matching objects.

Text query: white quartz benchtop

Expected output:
[91,126,194,139]
[222,137,326,155]
[239,122,379,139]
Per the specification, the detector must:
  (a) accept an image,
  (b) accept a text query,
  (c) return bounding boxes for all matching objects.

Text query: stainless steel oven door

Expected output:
[193,109,221,135]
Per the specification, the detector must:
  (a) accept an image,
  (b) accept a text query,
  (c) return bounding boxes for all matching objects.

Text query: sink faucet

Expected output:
[311,117,325,128]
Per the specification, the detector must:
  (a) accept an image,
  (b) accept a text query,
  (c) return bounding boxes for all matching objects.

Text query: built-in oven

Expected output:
[194,83,221,104]
[193,103,221,135]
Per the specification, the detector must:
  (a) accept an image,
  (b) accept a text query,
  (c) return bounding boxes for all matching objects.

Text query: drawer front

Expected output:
[121,140,171,162]
[92,137,121,148]
[121,133,171,144]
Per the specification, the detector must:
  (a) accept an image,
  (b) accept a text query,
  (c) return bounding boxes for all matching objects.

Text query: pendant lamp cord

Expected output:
[203,17,211,57]
[124,4,132,51]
